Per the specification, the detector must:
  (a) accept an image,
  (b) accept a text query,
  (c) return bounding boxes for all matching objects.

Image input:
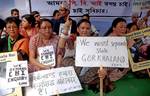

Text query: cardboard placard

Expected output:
[0,52,18,62]
[0,52,22,96]
[25,66,82,96]
[38,46,56,66]
[126,27,150,72]
[59,23,71,36]
[6,61,29,88]
[75,37,129,68]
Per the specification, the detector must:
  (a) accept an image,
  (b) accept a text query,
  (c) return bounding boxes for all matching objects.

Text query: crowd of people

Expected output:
[0,1,150,94]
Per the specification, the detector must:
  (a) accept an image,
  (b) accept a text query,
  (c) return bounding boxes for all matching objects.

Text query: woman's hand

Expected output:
[98,68,107,79]
[63,16,72,35]
[39,64,53,70]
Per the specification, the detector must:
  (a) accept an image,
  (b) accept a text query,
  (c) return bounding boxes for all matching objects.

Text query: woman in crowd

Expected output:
[126,23,138,34]
[31,11,41,32]
[29,18,59,72]
[20,14,37,39]
[57,18,107,92]
[104,18,129,81]
[0,16,29,60]
[82,14,99,36]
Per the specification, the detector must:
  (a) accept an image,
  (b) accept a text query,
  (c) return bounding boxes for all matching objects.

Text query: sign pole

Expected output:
[100,65,103,96]
[56,89,60,96]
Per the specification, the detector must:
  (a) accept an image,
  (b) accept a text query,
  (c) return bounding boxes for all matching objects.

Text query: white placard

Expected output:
[59,23,71,36]
[75,37,129,68]
[6,61,29,88]
[0,52,18,62]
[38,46,56,66]
[0,52,22,96]
[25,66,82,96]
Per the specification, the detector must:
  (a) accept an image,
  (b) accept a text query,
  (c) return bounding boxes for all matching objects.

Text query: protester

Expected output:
[29,18,59,72]
[20,14,37,39]
[0,16,29,60]
[31,11,41,31]
[11,8,20,19]
[57,18,108,92]
[51,10,61,34]
[82,14,99,36]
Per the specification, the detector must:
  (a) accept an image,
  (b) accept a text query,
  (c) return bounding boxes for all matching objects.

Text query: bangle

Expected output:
[60,33,69,39]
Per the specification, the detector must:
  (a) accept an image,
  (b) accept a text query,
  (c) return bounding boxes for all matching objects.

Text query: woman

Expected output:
[127,23,138,34]
[57,18,107,92]
[29,18,59,72]
[104,18,129,81]
[0,16,29,60]
[20,14,37,39]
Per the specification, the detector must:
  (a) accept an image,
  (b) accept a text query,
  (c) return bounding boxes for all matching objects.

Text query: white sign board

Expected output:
[59,23,71,36]
[75,37,129,68]
[25,66,82,96]
[30,0,132,16]
[38,46,56,66]
[0,52,18,62]
[6,61,29,88]
[0,52,22,96]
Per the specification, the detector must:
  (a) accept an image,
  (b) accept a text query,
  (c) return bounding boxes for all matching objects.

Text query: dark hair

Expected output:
[53,10,59,17]
[22,14,36,27]
[77,19,91,28]
[104,18,126,36]
[11,8,19,15]
[82,14,90,20]
[0,18,6,30]
[40,18,53,29]
[5,16,21,28]
[127,23,138,30]
[31,11,40,16]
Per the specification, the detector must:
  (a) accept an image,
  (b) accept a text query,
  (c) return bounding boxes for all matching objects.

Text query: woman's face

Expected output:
[39,21,53,38]
[34,14,41,22]
[59,7,68,18]
[77,22,91,36]
[21,18,30,28]
[129,25,138,33]
[54,12,60,20]
[113,21,127,36]
[6,22,19,38]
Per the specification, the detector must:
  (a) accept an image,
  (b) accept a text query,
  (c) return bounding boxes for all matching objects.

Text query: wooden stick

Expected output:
[147,69,150,78]
[56,89,60,96]
[100,65,103,96]
[100,77,103,96]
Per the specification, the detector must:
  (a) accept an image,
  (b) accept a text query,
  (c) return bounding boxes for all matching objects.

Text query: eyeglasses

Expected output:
[6,26,18,30]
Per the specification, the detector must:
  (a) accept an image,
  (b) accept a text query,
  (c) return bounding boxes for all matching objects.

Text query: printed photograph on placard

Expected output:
[126,27,150,72]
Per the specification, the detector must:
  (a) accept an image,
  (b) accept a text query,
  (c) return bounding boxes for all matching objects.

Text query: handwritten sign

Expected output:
[0,52,18,62]
[126,27,150,72]
[30,0,132,16]
[59,23,71,36]
[6,61,29,88]
[25,66,82,96]
[75,37,129,68]
[38,46,56,66]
